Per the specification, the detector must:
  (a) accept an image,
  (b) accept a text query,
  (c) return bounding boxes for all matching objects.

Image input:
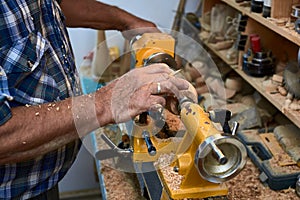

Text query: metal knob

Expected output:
[210,142,228,165]
[231,121,239,136]
[209,109,232,134]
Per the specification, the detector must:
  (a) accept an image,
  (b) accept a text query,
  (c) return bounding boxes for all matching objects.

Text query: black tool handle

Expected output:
[143,131,156,156]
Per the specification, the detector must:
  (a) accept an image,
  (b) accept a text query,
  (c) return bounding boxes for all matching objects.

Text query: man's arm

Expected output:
[60,0,158,34]
[0,87,112,164]
[0,65,192,164]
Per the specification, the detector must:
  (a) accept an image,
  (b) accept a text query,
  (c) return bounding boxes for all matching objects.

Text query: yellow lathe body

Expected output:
[96,32,247,200]
[129,33,247,199]
[157,100,246,199]
[131,32,176,68]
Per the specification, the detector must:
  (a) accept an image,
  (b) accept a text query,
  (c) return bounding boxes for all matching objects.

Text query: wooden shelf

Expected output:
[232,66,300,128]
[202,40,300,128]
[221,0,300,46]
[202,40,238,65]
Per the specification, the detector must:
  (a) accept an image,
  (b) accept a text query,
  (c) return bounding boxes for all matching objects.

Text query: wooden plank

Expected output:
[232,66,300,129]
[260,133,284,155]
[259,133,297,166]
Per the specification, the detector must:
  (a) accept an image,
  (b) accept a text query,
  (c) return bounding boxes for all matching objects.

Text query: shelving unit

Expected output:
[222,0,300,46]
[203,40,300,128]
[232,67,300,127]
[200,0,300,128]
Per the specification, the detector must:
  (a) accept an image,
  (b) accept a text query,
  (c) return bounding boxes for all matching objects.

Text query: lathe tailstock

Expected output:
[155,98,247,199]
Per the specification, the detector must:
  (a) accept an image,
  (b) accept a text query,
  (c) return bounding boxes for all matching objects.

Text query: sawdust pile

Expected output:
[99,157,299,200]
[226,159,298,200]
[100,166,144,200]
[154,153,184,191]
[95,129,145,200]
[95,124,299,199]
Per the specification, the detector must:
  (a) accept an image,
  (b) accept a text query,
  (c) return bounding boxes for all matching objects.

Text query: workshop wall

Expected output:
[58,0,200,193]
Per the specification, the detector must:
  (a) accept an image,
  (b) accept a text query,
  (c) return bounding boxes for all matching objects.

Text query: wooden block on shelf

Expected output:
[272,74,283,84]
[271,0,293,18]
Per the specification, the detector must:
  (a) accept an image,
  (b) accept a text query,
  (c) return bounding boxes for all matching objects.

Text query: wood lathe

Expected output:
[95,33,247,199]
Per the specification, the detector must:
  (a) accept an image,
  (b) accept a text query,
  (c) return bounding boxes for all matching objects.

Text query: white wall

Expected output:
[59,0,199,193]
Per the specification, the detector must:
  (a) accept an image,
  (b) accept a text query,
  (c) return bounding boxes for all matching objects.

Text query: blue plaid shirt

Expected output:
[0,0,82,199]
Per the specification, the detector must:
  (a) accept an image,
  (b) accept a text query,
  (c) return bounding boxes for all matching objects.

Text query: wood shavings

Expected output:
[278,86,288,96]
[154,153,175,168]
[269,154,299,173]
[101,166,144,200]
[154,153,183,191]
[95,127,144,200]
[272,74,283,84]
[93,123,299,200]
[156,137,183,145]
[282,99,292,113]
[155,109,186,139]
[290,102,300,111]
[268,18,288,26]
[226,159,298,200]
[263,80,277,93]
[161,166,183,191]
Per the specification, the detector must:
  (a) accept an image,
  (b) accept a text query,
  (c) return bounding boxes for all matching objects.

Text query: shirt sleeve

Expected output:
[0,67,13,125]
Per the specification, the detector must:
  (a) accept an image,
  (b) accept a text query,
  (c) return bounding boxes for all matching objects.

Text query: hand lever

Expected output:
[142,130,156,156]
[231,121,239,136]
[209,109,232,134]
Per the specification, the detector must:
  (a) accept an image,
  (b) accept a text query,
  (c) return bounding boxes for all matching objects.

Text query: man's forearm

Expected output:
[0,88,113,164]
[60,0,155,31]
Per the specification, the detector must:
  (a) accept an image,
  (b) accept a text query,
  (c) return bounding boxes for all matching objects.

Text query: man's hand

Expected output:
[96,64,193,123]
[121,22,160,40]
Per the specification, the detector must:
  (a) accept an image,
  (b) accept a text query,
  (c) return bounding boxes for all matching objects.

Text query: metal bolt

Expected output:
[173,166,179,172]
[210,142,228,165]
